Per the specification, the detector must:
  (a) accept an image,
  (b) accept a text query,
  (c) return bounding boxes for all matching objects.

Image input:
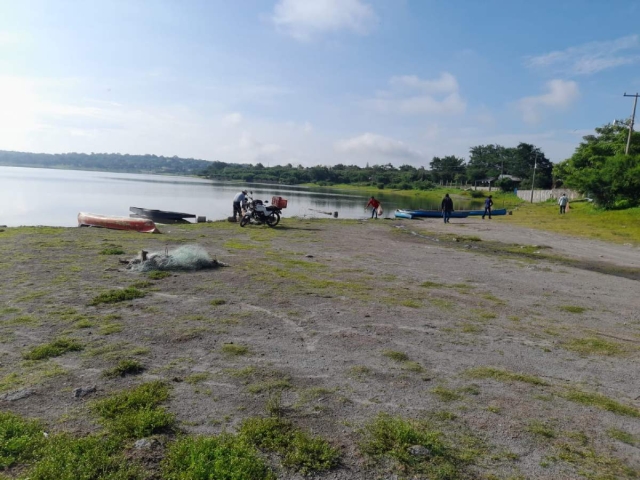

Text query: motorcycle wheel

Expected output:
[240,215,250,227]
[266,212,280,227]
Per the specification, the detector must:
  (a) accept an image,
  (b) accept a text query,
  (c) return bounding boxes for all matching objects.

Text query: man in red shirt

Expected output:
[366,196,381,219]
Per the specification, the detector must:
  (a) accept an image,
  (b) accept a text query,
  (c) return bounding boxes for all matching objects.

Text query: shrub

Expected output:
[23,338,83,361]
[0,411,45,469]
[102,359,145,378]
[89,287,146,306]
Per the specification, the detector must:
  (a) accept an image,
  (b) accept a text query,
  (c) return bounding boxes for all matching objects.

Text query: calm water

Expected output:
[0,166,485,227]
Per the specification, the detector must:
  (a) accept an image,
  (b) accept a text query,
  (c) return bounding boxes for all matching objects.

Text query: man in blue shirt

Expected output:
[482,195,493,220]
[233,190,247,221]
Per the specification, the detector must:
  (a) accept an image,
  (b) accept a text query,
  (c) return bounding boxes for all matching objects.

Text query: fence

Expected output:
[515,189,580,203]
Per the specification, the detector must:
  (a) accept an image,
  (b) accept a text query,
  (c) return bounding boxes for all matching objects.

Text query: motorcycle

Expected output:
[240,192,281,227]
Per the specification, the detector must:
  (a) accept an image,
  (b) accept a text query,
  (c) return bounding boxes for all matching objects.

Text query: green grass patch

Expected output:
[147,270,171,280]
[0,411,45,469]
[247,380,292,394]
[560,305,587,314]
[607,428,636,445]
[98,322,123,335]
[102,359,145,378]
[26,434,145,480]
[431,386,463,402]
[221,343,249,356]
[224,240,257,250]
[99,247,125,255]
[359,413,480,479]
[185,372,210,384]
[348,365,371,378]
[562,389,640,417]
[382,350,409,362]
[22,338,83,360]
[562,337,625,356]
[401,361,424,372]
[239,417,340,475]
[465,367,548,386]
[210,299,226,306]
[89,287,146,306]
[526,420,556,439]
[400,299,422,308]
[129,280,153,289]
[163,434,275,480]
[91,381,175,438]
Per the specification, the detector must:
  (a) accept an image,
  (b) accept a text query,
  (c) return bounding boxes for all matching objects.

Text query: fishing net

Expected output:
[126,245,223,272]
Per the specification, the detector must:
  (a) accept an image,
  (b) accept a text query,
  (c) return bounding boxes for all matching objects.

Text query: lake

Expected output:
[0,166,486,227]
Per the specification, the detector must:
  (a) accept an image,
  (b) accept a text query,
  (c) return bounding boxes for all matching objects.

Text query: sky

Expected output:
[1,0,640,167]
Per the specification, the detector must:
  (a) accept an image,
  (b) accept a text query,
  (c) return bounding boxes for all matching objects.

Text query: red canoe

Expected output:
[78,212,160,233]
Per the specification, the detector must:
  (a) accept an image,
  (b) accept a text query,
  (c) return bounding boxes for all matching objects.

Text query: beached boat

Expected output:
[465,208,507,216]
[395,209,469,219]
[78,212,159,233]
[394,210,415,219]
[129,207,195,221]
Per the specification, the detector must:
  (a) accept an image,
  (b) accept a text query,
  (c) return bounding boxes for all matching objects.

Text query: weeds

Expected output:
[559,305,587,314]
[359,413,479,479]
[607,428,636,445]
[89,287,146,306]
[210,299,226,306]
[163,434,274,480]
[147,270,171,280]
[561,389,639,418]
[221,343,249,356]
[526,421,556,439]
[99,247,125,255]
[562,337,625,356]
[465,367,548,386]
[0,411,45,469]
[247,380,292,394]
[23,338,83,361]
[431,386,463,402]
[102,359,145,378]
[184,373,210,384]
[382,350,409,362]
[91,381,175,438]
[239,417,340,474]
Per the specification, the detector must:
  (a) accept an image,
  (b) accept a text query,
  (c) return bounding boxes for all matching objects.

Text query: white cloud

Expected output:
[525,35,640,75]
[335,133,423,160]
[517,79,580,124]
[271,0,377,41]
[389,72,458,94]
[365,73,466,116]
[223,112,243,126]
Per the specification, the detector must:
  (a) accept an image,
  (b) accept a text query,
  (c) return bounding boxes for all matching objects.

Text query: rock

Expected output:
[407,445,431,458]
[1,388,35,401]
[134,438,158,449]
[73,386,96,398]
[305,254,314,258]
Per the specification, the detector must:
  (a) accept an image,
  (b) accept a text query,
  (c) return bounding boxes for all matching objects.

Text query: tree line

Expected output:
[201,142,554,191]
[0,151,211,175]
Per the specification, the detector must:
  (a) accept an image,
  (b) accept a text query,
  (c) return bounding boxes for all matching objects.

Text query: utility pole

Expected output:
[529,152,538,203]
[624,93,639,155]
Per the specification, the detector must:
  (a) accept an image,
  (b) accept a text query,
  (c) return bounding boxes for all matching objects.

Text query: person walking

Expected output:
[441,193,454,223]
[558,193,569,214]
[366,196,381,219]
[232,190,247,221]
[482,195,493,220]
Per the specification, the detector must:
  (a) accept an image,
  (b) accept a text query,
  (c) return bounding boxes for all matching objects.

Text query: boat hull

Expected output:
[394,210,415,219]
[78,212,159,233]
[397,210,469,219]
[466,208,507,216]
[130,207,195,220]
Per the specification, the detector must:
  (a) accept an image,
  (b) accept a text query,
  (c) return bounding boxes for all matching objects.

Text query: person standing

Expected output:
[558,193,569,214]
[482,195,493,220]
[233,190,247,221]
[441,193,454,223]
[366,196,381,219]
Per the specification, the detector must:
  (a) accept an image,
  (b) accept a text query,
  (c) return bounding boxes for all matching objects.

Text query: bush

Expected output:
[0,411,45,469]
[469,190,485,198]
[23,338,83,360]
[377,183,385,190]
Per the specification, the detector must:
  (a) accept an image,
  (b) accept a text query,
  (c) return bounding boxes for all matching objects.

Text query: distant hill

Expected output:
[0,150,213,176]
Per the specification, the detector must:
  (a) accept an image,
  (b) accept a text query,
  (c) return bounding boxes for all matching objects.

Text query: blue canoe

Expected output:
[465,208,507,216]
[395,209,469,219]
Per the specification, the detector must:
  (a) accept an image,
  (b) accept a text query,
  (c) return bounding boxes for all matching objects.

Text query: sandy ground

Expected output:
[1,216,639,479]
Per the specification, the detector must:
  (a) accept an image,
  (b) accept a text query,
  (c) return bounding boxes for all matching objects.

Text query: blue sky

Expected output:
[1,0,639,167]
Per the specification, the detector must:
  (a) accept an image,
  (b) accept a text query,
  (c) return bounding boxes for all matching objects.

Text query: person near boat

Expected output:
[482,195,493,220]
[558,193,569,214]
[441,193,454,223]
[233,190,247,221]
[366,196,381,219]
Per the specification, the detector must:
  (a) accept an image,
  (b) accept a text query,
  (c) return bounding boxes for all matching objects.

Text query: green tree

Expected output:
[429,156,466,184]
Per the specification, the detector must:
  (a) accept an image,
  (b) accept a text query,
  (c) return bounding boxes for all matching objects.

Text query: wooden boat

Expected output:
[129,207,195,221]
[465,208,507,216]
[396,209,469,219]
[78,212,160,233]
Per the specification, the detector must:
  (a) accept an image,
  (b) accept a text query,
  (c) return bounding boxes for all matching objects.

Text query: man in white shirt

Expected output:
[558,193,569,214]
[233,190,247,221]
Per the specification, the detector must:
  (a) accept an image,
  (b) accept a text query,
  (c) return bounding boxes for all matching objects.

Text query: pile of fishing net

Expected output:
[126,245,224,272]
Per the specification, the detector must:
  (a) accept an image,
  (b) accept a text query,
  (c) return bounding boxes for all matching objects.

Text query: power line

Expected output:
[623,92,639,155]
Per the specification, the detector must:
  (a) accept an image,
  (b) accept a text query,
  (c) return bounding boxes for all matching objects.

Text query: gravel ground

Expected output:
[0,217,639,479]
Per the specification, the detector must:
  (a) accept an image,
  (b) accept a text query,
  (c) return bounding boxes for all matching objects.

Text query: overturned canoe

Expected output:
[129,206,196,221]
[396,209,469,219]
[78,212,160,233]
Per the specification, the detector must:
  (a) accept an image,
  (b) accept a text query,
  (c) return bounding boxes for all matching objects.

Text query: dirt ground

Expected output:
[1,216,639,479]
